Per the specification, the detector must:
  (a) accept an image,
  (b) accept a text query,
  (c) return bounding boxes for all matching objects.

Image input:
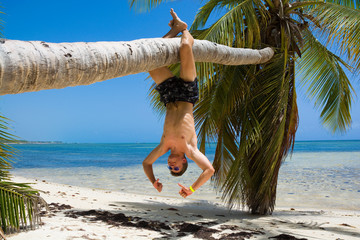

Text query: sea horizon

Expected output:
[11,139,360,144]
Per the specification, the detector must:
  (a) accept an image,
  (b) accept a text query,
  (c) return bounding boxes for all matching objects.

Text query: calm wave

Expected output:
[9,140,360,169]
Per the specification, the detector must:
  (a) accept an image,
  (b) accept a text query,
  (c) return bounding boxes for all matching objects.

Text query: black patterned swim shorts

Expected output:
[155,76,199,106]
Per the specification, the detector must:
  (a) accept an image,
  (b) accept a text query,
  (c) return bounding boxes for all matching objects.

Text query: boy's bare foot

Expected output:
[168,8,187,32]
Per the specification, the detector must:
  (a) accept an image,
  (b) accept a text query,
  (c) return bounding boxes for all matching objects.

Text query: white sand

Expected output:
[6,176,360,240]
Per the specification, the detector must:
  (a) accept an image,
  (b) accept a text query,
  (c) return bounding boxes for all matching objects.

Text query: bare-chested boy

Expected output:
[142,9,215,198]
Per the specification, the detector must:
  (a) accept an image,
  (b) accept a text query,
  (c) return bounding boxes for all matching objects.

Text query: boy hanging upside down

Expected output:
[142,9,215,198]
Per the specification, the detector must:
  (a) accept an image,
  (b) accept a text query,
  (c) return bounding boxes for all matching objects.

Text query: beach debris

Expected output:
[220,225,240,230]
[339,223,355,228]
[63,209,268,239]
[198,221,218,226]
[42,202,73,216]
[167,208,179,211]
[269,233,308,240]
[174,222,219,239]
[175,222,203,232]
[218,225,265,240]
[57,191,67,196]
[64,209,171,233]
[219,231,253,240]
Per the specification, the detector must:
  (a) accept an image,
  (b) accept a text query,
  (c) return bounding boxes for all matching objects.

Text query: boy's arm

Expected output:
[143,143,167,192]
[179,147,215,198]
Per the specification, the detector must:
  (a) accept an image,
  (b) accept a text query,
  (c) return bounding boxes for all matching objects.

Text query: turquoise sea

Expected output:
[9,140,360,169]
[9,140,360,210]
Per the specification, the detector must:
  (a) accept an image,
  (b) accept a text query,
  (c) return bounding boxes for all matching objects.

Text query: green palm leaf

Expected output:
[0,114,47,233]
[219,52,297,213]
[0,116,17,181]
[0,182,46,233]
[194,65,249,183]
[309,2,360,70]
[191,0,267,48]
[323,0,360,8]
[128,0,175,12]
[297,29,354,132]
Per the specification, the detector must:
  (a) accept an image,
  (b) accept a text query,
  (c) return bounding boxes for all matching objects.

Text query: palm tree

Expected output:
[0,116,47,234]
[0,38,273,95]
[130,0,357,214]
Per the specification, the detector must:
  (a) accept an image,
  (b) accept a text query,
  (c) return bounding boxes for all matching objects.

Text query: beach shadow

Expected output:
[107,201,360,239]
[321,226,360,239]
[104,199,272,239]
[267,210,360,239]
[112,198,255,222]
[61,198,273,239]
[61,199,359,240]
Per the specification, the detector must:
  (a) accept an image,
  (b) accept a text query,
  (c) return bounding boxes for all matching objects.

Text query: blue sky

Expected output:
[0,0,359,143]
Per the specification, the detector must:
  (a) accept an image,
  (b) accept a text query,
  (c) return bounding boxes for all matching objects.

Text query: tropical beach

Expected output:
[5,141,360,239]
[1,0,360,239]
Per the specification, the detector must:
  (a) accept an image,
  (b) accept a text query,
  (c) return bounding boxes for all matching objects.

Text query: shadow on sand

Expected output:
[48,199,358,240]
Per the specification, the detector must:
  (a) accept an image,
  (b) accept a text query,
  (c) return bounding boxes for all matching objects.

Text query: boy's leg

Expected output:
[179,30,196,82]
[149,68,174,85]
[149,8,187,85]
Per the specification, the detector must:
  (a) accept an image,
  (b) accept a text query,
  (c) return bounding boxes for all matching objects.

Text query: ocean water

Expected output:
[9,140,360,210]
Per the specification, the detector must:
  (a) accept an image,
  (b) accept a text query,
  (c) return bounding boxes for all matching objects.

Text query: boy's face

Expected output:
[167,154,185,173]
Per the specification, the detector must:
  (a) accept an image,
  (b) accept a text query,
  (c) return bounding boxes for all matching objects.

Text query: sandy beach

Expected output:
[5,175,360,240]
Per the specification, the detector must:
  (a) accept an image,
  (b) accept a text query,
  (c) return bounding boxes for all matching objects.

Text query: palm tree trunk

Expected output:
[0,38,274,95]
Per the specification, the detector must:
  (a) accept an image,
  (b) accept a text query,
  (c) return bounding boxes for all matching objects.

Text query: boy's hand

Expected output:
[153,178,163,192]
[178,183,193,198]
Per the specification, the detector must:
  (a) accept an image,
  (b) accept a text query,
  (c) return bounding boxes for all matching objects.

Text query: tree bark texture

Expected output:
[0,38,274,95]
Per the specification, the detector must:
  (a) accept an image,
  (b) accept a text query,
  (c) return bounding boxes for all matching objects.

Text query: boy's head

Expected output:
[167,153,188,177]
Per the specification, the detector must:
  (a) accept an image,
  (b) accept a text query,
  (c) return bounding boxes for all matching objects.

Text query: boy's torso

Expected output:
[161,102,197,153]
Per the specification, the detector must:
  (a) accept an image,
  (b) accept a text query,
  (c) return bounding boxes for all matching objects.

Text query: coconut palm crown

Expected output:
[130,0,358,214]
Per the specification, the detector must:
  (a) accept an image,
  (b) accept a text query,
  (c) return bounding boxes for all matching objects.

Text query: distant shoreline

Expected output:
[8,141,63,144]
[7,139,360,145]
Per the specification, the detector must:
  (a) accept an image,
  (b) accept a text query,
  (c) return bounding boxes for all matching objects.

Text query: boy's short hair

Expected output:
[170,156,188,177]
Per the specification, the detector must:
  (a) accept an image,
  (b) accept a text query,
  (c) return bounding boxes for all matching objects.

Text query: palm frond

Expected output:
[309,2,360,71]
[195,65,249,182]
[0,114,47,233]
[128,0,175,12]
[148,81,167,117]
[324,0,360,8]
[296,29,354,133]
[191,0,268,48]
[0,116,17,181]
[191,0,223,30]
[285,1,323,14]
[0,181,47,234]
[218,52,298,214]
